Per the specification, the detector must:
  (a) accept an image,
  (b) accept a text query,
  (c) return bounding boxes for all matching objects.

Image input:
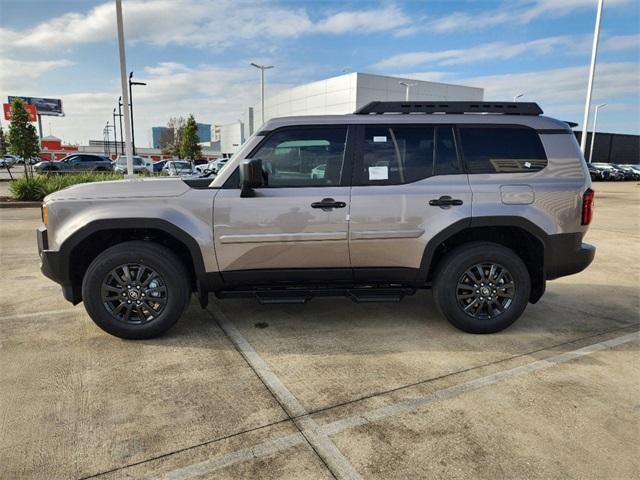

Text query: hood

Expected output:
[45,177,191,201]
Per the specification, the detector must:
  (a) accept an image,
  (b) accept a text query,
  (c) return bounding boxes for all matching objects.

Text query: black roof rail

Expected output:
[354,101,543,116]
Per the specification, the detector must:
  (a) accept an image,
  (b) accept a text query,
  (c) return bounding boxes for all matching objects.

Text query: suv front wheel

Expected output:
[82,241,191,339]
[433,242,531,334]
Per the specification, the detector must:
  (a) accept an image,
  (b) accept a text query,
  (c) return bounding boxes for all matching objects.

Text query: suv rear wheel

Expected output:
[433,242,531,334]
[81,241,191,339]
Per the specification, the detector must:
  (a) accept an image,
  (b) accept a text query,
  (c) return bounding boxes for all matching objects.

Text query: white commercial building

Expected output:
[251,72,484,131]
[219,121,245,157]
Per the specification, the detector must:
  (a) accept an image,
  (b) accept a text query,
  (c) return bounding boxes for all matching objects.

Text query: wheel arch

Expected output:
[59,218,215,305]
[419,217,549,303]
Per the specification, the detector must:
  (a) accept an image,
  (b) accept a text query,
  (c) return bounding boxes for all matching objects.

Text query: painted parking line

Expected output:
[157,328,638,480]
[0,307,79,321]
[207,303,363,480]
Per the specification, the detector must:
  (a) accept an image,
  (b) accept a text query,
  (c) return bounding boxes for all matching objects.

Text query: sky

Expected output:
[0,0,638,146]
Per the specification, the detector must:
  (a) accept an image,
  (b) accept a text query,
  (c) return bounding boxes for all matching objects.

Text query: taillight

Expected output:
[581,188,595,225]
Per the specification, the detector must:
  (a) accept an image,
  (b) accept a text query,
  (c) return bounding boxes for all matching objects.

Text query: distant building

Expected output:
[250,72,484,131]
[151,126,170,149]
[219,121,245,157]
[152,123,212,148]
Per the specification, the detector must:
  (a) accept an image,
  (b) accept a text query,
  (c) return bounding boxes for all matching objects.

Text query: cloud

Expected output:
[0,1,412,54]
[372,36,570,69]
[429,0,632,33]
[458,62,640,126]
[0,58,74,92]
[315,5,410,34]
[602,34,640,52]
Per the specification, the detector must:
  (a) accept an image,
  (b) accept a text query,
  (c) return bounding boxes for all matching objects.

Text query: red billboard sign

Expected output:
[3,103,37,122]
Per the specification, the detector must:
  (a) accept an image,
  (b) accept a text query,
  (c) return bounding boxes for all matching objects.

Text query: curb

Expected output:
[0,201,41,209]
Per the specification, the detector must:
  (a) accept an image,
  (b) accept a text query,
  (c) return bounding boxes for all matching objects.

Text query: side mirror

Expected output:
[240,158,263,197]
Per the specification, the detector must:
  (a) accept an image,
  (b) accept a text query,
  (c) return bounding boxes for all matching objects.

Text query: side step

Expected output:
[215,286,416,304]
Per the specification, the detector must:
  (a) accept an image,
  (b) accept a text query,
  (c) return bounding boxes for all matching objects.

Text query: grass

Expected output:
[8,172,124,201]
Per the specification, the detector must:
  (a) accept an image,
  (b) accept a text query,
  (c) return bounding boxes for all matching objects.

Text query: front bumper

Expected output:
[546,232,596,280]
[37,226,81,304]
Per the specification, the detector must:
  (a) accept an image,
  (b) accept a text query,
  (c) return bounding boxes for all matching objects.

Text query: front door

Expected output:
[213,125,354,285]
[348,124,472,283]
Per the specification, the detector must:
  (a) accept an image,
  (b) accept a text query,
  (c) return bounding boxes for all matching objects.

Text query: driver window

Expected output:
[249,127,347,187]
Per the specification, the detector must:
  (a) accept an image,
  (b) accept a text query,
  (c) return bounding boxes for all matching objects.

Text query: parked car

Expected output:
[591,163,624,181]
[34,154,113,173]
[14,157,40,165]
[37,101,596,339]
[310,164,326,179]
[0,154,17,168]
[588,163,610,181]
[153,160,167,173]
[113,155,154,174]
[194,160,214,174]
[611,164,640,180]
[162,160,195,176]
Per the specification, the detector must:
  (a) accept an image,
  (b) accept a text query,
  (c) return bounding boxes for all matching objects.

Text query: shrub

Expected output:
[9,172,124,201]
[8,176,47,201]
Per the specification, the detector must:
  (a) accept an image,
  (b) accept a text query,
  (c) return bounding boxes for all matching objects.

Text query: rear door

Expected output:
[213,125,354,284]
[348,124,472,283]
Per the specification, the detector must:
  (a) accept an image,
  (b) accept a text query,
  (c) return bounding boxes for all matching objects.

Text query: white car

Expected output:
[162,160,195,176]
[114,155,154,174]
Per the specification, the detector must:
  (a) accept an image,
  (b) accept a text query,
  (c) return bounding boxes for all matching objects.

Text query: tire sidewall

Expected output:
[82,242,190,339]
[434,243,531,334]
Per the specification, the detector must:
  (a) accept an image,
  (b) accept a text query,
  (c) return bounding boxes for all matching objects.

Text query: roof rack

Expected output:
[354,101,543,116]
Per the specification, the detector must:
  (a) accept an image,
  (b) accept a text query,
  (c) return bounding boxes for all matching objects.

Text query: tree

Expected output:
[179,114,202,161]
[160,116,185,157]
[0,125,6,157]
[7,98,40,178]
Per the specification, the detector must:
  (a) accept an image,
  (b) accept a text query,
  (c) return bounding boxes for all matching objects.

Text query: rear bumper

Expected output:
[37,226,81,304]
[546,232,595,280]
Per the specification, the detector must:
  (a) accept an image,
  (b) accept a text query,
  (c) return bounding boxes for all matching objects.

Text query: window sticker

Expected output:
[368,166,389,180]
[373,136,387,143]
[524,161,532,168]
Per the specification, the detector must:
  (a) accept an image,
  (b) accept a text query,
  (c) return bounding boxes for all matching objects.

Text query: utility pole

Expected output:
[128,71,146,155]
[117,97,124,157]
[580,0,604,154]
[250,63,273,125]
[588,103,607,163]
[115,0,134,177]
[112,108,118,156]
[399,81,417,102]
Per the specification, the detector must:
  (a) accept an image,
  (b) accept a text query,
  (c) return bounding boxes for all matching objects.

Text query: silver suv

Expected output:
[37,102,595,339]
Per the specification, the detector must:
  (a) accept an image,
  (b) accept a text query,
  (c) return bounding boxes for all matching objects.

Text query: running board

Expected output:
[215,286,416,304]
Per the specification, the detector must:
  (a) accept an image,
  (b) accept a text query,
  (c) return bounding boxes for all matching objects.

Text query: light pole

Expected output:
[128,71,147,155]
[104,123,113,157]
[112,108,118,156]
[580,0,604,154]
[250,63,273,125]
[588,103,607,163]
[115,0,134,177]
[513,93,524,102]
[117,97,124,157]
[399,81,417,101]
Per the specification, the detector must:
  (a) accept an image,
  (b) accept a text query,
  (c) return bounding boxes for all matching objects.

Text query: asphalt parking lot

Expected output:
[1,182,638,480]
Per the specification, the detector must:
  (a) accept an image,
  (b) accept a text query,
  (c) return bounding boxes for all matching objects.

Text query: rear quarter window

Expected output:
[459,126,547,174]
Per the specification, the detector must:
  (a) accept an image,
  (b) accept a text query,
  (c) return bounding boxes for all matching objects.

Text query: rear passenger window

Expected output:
[459,127,547,174]
[358,126,435,185]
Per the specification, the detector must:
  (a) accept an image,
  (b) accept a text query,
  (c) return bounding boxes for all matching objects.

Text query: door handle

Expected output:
[311,198,347,211]
[429,196,464,208]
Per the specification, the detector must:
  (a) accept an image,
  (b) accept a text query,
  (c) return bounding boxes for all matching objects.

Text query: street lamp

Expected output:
[112,108,119,156]
[129,71,147,155]
[117,97,124,158]
[399,81,417,102]
[588,103,607,163]
[513,93,524,102]
[250,63,273,125]
[104,122,114,157]
[580,0,604,153]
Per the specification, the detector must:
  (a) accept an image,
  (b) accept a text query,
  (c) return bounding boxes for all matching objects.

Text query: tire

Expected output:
[81,241,191,339]
[433,242,531,334]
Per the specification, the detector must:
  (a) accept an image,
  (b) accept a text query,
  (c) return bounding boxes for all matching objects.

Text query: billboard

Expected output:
[8,96,64,116]
[3,103,37,122]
